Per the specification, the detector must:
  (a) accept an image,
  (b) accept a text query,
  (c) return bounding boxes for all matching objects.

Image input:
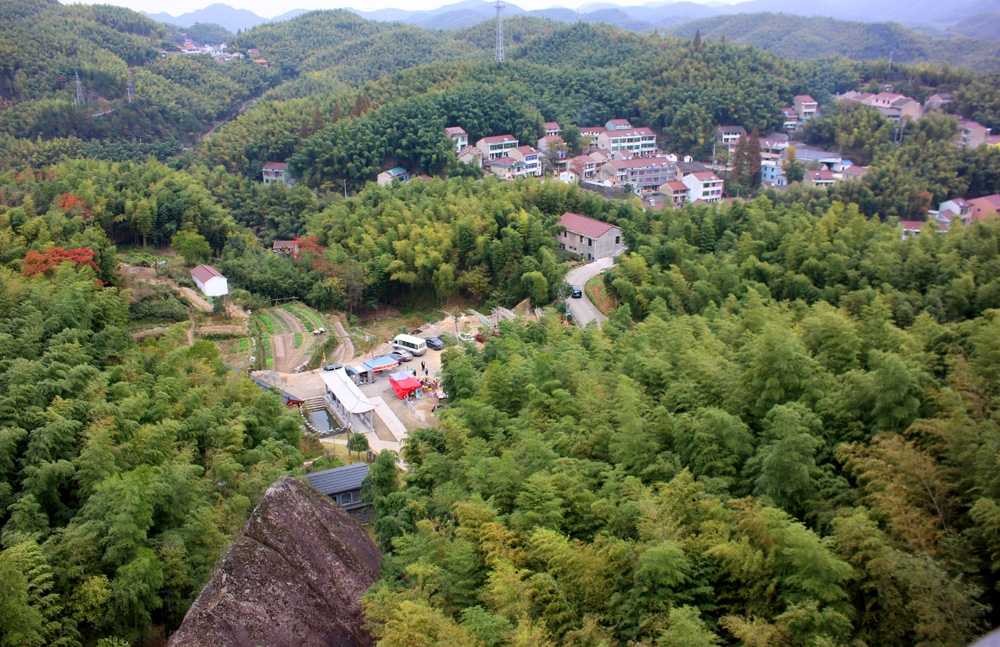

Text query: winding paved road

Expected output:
[565,257,614,326]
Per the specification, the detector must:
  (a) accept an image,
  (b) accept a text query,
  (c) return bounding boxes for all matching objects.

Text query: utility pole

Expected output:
[74,71,85,107]
[494,0,505,64]
[343,179,347,199]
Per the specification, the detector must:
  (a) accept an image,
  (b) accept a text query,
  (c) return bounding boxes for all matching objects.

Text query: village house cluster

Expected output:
[257,92,999,221]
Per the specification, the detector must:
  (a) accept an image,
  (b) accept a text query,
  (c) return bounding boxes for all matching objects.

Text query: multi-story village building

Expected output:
[556,212,624,261]
[579,126,606,150]
[544,122,561,137]
[957,119,991,149]
[804,169,837,188]
[793,95,818,120]
[489,156,526,180]
[568,155,598,179]
[262,162,290,185]
[598,159,677,192]
[714,125,746,157]
[445,126,468,152]
[596,119,657,154]
[510,146,542,177]
[476,135,519,160]
[682,171,723,203]
[659,180,690,209]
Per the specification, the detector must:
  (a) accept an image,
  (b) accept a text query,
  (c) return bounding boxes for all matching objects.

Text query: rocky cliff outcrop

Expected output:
[167,476,382,647]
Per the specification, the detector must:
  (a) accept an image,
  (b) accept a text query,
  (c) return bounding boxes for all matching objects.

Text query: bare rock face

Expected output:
[167,476,382,647]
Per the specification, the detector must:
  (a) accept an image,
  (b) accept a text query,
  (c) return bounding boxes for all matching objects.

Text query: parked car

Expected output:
[571,285,583,298]
[423,336,444,350]
[322,363,343,372]
[474,332,487,343]
[389,349,413,362]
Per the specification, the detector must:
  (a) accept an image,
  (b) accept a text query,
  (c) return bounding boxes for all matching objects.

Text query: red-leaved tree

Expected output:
[22,247,99,278]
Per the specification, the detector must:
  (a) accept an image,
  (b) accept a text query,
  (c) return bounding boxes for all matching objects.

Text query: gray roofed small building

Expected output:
[304,463,370,511]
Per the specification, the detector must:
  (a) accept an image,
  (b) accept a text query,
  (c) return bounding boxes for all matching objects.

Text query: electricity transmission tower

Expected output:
[494,0,505,64]
[74,71,85,107]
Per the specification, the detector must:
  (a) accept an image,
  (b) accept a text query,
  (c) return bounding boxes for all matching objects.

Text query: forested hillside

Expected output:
[3,4,1000,646]
[669,13,1000,72]
[363,197,1000,647]
[0,0,278,166]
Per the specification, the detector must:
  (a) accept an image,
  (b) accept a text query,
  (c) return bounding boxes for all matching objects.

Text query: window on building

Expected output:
[615,235,620,244]
[339,492,353,505]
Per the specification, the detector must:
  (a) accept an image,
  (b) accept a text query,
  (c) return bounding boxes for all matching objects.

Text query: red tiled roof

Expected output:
[691,171,721,182]
[794,94,817,103]
[514,145,538,155]
[491,156,518,167]
[272,239,298,249]
[479,134,517,145]
[580,126,607,135]
[663,180,688,192]
[445,126,467,136]
[988,135,1000,146]
[262,162,288,171]
[558,212,618,238]
[808,169,836,180]
[544,121,560,129]
[191,264,223,283]
[843,165,868,176]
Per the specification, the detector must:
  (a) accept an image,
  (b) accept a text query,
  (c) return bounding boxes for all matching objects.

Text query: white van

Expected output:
[392,334,428,356]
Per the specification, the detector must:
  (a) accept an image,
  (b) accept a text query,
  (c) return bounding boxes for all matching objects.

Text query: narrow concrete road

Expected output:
[565,257,614,326]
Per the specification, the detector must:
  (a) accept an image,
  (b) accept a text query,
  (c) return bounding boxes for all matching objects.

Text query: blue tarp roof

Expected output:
[363,355,400,371]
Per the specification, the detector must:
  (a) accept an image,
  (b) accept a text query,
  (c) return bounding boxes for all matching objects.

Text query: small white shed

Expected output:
[191,264,228,297]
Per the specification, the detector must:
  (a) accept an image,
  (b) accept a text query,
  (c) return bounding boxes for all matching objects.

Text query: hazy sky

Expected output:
[66,0,736,19]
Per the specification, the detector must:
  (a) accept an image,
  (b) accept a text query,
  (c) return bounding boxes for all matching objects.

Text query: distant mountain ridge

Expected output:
[143,0,1000,35]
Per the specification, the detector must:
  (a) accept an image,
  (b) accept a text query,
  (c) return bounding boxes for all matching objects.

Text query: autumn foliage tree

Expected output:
[21,247,98,278]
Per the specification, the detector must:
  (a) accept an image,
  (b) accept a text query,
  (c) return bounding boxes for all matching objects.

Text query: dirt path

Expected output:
[332,319,354,363]
[177,286,213,313]
[272,333,294,372]
[272,308,305,333]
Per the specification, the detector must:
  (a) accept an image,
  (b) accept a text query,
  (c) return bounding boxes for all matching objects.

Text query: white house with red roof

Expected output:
[262,161,289,185]
[476,135,519,160]
[510,146,542,176]
[597,126,657,155]
[556,212,624,261]
[445,126,468,152]
[682,171,723,203]
[191,264,228,297]
[568,155,597,179]
[579,126,607,150]
[489,156,526,180]
[544,122,561,137]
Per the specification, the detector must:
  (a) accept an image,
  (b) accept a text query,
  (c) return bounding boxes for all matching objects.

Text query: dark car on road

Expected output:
[424,336,444,350]
[571,285,583,298]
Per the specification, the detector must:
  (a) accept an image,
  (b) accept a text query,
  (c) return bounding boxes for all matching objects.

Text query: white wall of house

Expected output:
[195,275,228,297]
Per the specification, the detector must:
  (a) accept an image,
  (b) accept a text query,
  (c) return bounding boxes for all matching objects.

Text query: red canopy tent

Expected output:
[389,371,423,399]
